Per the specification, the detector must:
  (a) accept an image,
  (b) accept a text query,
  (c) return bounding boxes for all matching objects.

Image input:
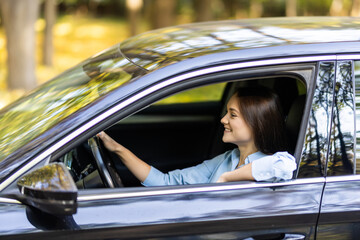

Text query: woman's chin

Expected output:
[222,137,232,144]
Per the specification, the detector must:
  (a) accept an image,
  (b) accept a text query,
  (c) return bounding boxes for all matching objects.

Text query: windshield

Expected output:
[0,44,146,170]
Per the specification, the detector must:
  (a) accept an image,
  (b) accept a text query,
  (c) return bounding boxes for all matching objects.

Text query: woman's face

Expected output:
[221,94,254,148]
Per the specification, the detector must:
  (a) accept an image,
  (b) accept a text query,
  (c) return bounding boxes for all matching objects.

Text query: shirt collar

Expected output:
[231,149,268,169]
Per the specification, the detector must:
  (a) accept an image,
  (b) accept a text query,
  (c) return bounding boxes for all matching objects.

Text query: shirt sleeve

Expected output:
[251,151,296,181]
[142,152,229,186]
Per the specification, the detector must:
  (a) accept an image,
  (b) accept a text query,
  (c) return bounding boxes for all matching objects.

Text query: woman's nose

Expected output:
[220,115,227,125]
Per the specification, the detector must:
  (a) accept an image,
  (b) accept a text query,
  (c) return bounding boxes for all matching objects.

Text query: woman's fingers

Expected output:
[97,131,105,138]
[97,131,121,153]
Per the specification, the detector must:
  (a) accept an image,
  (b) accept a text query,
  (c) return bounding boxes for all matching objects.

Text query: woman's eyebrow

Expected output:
[229,107,240,113]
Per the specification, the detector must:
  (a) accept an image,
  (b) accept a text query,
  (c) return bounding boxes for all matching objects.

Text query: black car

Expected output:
[0,17,360,239]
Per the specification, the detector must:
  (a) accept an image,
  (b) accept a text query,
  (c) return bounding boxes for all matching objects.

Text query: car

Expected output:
[0,16,360,239]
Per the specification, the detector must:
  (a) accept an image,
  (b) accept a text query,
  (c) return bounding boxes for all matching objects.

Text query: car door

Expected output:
[317,58,360,239]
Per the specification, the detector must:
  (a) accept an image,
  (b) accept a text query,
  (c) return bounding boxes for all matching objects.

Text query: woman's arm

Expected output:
[216,163,254,183]
[98,131,226,186]
[97,132,151,182]
[217,152,296,183]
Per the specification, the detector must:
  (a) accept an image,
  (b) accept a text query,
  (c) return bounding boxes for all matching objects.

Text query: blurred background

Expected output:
[0,0,359,109]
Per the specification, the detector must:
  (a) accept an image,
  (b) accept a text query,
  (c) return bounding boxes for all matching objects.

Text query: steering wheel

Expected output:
[88,137,124,188]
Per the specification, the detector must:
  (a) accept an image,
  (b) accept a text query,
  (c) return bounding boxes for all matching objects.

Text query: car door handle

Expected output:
[282,234,306,240]
[245,233,305,240]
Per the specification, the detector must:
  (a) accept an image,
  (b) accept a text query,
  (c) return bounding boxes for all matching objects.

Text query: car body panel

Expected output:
[317,176,360,239]
[0,179,324,239]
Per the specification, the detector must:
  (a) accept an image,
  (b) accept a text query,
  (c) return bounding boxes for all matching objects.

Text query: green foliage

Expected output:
[156,83,226,104]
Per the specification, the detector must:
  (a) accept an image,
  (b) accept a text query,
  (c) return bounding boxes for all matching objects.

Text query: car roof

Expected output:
[120,17,360,72]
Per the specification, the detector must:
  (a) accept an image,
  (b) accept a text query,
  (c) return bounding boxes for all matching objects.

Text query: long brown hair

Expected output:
[235,87,288,154]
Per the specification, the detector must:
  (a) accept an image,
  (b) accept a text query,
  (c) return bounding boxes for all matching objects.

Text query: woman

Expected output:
[97,87,296,186]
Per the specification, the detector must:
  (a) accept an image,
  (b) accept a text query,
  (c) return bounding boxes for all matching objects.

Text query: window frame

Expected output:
[63,62,315,190]
[0,57,326,192]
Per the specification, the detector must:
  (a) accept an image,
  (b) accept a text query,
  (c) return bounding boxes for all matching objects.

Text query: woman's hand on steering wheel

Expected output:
[88,134,124,188]
[97,131,123,153]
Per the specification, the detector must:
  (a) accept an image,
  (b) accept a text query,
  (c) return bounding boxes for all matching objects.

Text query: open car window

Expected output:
[51,75,307,189]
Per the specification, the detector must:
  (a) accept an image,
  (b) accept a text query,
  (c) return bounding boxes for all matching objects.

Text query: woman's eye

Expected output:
[231,113,236,117]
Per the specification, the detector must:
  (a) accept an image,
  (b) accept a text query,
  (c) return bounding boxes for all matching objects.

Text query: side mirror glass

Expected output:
[17,163,77,215]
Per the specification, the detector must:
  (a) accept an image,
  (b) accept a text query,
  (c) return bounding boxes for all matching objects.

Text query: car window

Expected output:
[53,75,307,189]
[326,60,355,176]
[297,61,334,178]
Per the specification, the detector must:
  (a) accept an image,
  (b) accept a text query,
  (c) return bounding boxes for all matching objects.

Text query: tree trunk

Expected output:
[43,0,57,66]
[286,0,297,16]
[249,0,263,18]
[126,0,143,36]
[194,0,212,22]
[330,0,344,16]
[0,0,40,91]
[88,0,99,16]
[222,0,237,19]
[151,0,177,29]
[351,0,360,16]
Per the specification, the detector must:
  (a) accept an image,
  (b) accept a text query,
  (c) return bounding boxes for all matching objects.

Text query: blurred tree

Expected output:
[351,0,360,16]
[151,0,177,29]
[222,0,238,19]
[297,0,333,16]
[194,0,212,22]
[329,0,352,16]
[249,0,263,18]
[126,0,143,36]
[286,0,297,16]
[330,0,343,15]
[88,0,100,15]
[0,0,40,90]
[43,0,58,66]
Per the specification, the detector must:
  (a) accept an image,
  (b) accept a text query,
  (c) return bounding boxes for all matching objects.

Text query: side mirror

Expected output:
[17,163,77,215]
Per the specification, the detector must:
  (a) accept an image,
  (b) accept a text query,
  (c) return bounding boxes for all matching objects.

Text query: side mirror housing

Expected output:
[17,163,77,215]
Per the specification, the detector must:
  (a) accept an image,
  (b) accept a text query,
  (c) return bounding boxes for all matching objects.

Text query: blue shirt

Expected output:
[142,149,296,186]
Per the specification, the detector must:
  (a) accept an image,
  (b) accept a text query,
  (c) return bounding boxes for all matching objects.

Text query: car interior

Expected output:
[54,76,307,189]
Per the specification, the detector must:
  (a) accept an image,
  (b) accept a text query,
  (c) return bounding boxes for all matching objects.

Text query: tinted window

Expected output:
[298,62,334,178]
[327,60,355,176]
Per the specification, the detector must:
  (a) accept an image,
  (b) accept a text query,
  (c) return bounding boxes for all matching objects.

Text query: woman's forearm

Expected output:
[115,147,151,183]
[217,163,255,183]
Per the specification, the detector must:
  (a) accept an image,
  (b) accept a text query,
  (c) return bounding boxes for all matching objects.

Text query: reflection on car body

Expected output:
[0,17,360,239]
